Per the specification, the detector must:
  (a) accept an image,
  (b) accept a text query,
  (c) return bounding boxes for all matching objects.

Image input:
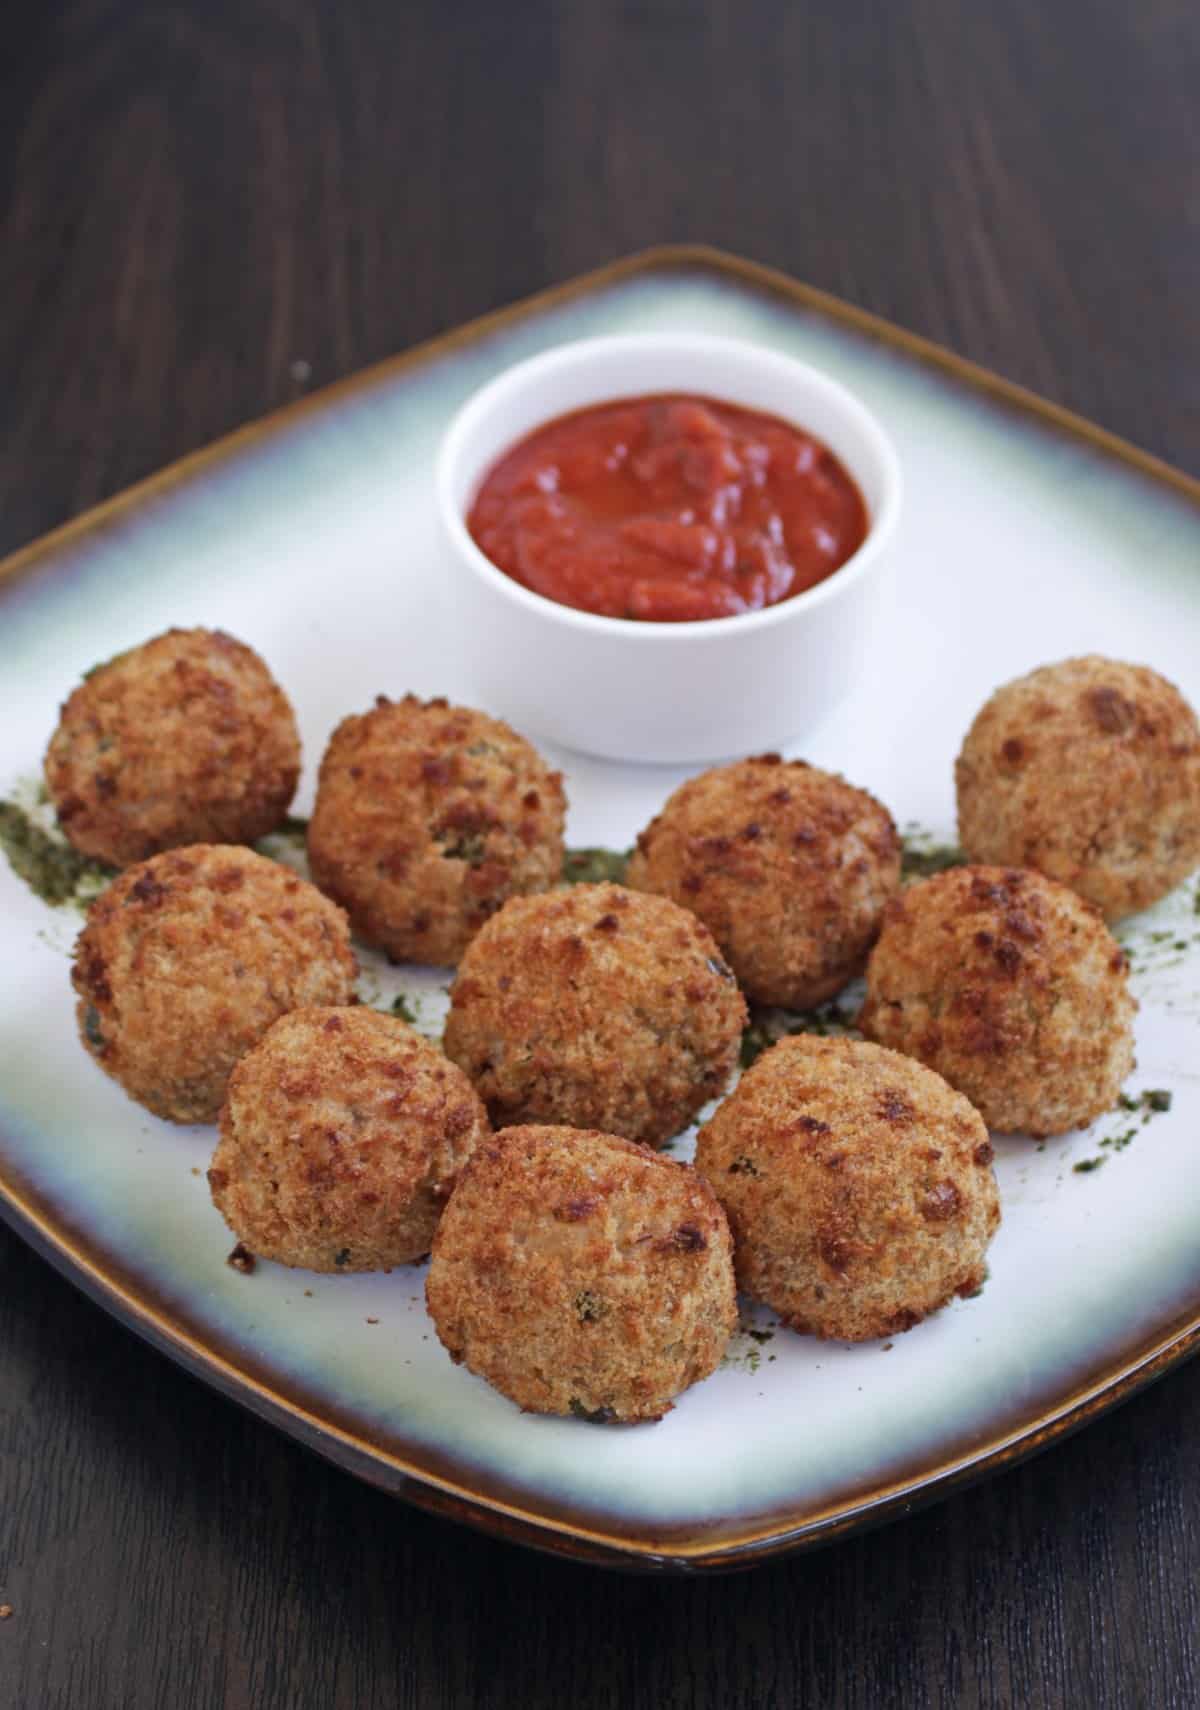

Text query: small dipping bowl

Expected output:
[436,333,902,764]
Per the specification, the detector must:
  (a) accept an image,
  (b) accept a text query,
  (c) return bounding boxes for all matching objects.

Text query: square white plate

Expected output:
[3,249,1199,1569]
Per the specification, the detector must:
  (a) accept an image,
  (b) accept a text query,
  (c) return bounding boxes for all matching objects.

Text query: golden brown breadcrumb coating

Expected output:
[695,1035,999,1342]
[442,882,747,1147]
[307,694,566,966]
[72,845,356,1123]
[859,865,1135,1136]
[626,755,901,1008]
[210,1006,489,1270]
[45,627,300,867]
[956,656,1200,921]
[426,1124,737,1421]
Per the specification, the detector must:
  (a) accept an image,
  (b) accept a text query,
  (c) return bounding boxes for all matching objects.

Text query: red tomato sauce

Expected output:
[467,394,869,622]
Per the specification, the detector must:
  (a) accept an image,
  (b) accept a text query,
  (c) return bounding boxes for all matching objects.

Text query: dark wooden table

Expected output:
[3,2,1199,1704]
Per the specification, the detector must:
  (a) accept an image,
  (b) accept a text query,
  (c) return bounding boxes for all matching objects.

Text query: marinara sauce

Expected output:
[467,394,868,623]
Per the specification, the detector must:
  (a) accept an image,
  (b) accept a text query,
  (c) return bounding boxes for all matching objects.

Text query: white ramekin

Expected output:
[435,333,902,764]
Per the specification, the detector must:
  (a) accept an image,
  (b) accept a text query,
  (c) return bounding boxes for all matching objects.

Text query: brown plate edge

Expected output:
[1,242,1197,594]
[2,244,1200,1572]
[3,1156,1199,1575]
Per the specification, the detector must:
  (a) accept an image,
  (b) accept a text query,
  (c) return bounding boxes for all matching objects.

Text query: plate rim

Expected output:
[2,243,1197,595]
[3,243,1199,1572]
[5,1160,1199,1573]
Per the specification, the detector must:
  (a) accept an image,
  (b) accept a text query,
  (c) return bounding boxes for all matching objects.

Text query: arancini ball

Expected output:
[307,694,565,966]
[695,1034,1000,1342]
[956,656,1200,921]
[859,865,1135,1136]
[72,845,356,1124]
[45,627,300,868]
[209,1006,489,1271]
[442,882,747,1147]
[426,1124,737,1422]
[626,755,901,1009]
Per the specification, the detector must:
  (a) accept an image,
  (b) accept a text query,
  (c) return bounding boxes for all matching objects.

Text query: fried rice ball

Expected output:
[626,755,901,1009]
[956,656,1200,922]
[45,627,300,868]
[72,845,356,1124]
[209,1006,489,1271]
[695,1035,1000,1341]
[306,694,566,967]
[426,1124,737,1422]
[442,883,747,1147]
[859,865,1135,1136]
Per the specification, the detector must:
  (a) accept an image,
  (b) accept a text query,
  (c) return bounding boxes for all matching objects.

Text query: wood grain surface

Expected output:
[2,1,1199,1705]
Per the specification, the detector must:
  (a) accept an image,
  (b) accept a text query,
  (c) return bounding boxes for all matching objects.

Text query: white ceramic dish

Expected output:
[1,249,1199,1571]
[436,333,901,764]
